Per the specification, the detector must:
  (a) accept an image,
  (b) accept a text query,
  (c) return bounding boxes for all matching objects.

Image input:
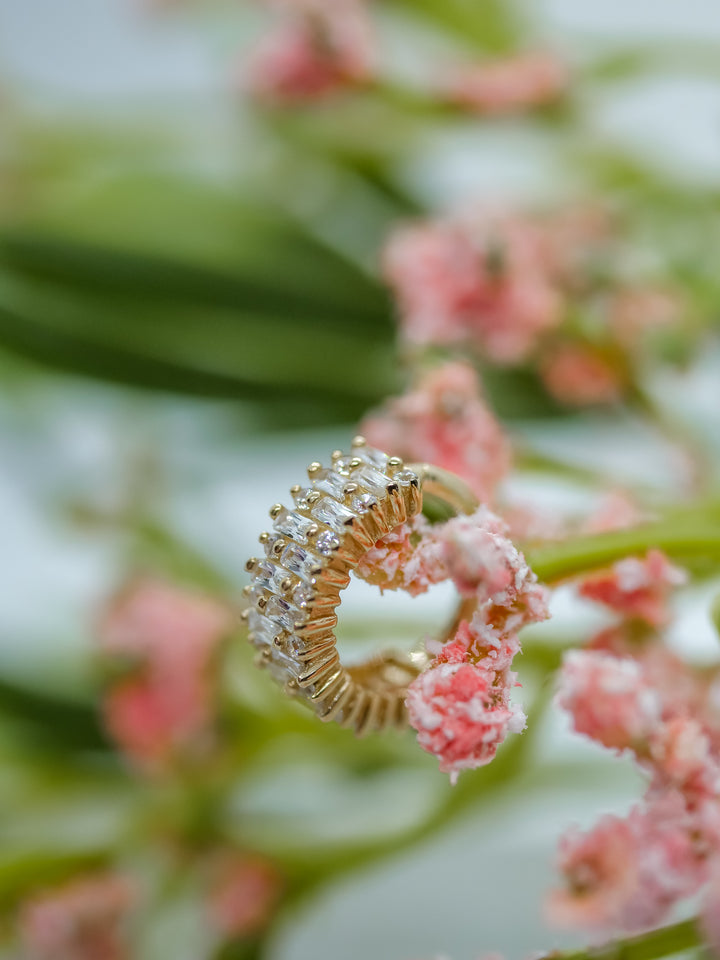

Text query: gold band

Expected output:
[242,437,479,736]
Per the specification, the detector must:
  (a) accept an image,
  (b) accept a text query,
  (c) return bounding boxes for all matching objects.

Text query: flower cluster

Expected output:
[444,51,568,116]
[19,873,134,960]
[97,578,233,770]
[361,361,511,503]
[550,547,720,936]
[356,506,549,781]
[245,0,373,103]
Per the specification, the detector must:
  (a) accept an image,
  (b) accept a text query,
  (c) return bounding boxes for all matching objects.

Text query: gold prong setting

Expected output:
[243,440,423,733]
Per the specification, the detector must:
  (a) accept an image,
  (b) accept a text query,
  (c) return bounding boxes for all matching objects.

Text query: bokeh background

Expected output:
[1,2,720,958]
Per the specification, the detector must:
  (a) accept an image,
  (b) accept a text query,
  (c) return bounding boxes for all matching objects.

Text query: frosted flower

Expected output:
[98,578,233,769]
[355,515,442,595]
[406,658,526,782]
[361,361,511,503]
[578,549,687,627]
[549,794,703,932]
[245,0,372,103]
[383,213,562,364]
[19,873,134,960]
[556,650,661,753]
[206,854,282,939]
[540,342,623,407]
[445,52,568,116]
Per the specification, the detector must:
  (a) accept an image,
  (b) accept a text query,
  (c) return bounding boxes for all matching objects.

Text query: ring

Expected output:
[242,436,479,736]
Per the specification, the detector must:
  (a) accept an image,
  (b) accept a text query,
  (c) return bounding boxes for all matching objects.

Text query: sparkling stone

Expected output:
[247,609,276,649]
[313,468,347,501]
[316,530,340,556]
[332,456,354,475]
[292,581,314,607]
[265,595,305,632]
[254,559,289,595]
[262,533,281,558]
[354,465,390,497]
[394,468,419,486]
[267,647,301,685]
[273,508,313,543]
[350,491,377,514]
[281,543,318,581]
[291,486,312,511]
[356,446,389,471]
[311,497,355,532]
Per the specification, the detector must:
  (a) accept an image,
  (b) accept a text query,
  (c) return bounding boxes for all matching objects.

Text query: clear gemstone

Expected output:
[291,486,312,511]
[281,543,318,580]
[354,465,390,497]
[332,456,354,475]
[247,609,276,649]
[394,468,419,485]
[316,531,340,555]
[262,533,281,558]
[313,468,347,501]
[267,647,301,684]
[254,559,289,595]
[292,581,314,607]
[273,508,313,543]
[311,497,355,532]
[350,491,377,514]
[356,446,389,471]
[265,595,305,632]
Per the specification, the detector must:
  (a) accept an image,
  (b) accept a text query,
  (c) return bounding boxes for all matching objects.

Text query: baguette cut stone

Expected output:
[313,468,347,501]
[311,497,355,532]
[247,610,276,649]
[281,543,317,580]
[266,595,304,632]
[255,560,290,595]
[273,508,313,543]
[356,446,389,471]
[355,465,390,497]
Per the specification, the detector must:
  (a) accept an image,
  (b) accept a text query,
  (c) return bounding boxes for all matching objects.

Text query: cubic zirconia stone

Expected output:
[247,609,276,649]
[273,508,313,543]
[332,456,354,475]
[394,468,419,485]
[311,497,355,532]
[291,486,312,511]
[262,533,281,558]
[292,581,314,607]
[356,446,389,471]
[266,595,304,632]
[313,468,347,501]
[350,491,377,514]
[355,465,390,497]
[316,530,340,556]
[281,543,318,581]
[254,559,290,595]
[267,647,301,685]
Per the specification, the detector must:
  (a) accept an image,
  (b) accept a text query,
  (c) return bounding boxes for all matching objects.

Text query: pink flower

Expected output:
[355,515,442,595]
[609,287,683,348]
[578,550,687,627]
[556,650,661,753]
[206,854,282,939]
[19,873,134,960]
[445,52,568,116]
[361,361,511,503]
[540,343,623,407]
[245,0,372,104]
[382,213,562,364]
[583,492,644,534]
[549,795,704,932]
[406,658,526,782]
[98,579,232,769]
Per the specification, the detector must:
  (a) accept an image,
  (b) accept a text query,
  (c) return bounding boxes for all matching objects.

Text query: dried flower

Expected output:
[206,854,282,939]
[445,52,568,116]
[540,343,623,407]
[98,578,233,769]
[578,550,686,627]
[19,873,134,960]
[361,361,511,502]
[245,0,372,103]
[556,650,661,753]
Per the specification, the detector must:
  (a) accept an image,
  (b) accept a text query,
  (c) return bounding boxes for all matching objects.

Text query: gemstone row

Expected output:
[242,439,422,731]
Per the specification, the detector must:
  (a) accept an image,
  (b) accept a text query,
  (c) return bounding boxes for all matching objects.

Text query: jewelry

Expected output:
[243,436,478,736]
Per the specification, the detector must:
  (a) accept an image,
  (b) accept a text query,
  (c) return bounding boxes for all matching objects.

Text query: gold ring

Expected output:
[242,436,479,736]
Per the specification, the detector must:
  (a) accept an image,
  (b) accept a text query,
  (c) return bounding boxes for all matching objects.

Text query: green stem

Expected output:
[541,918,702,960]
